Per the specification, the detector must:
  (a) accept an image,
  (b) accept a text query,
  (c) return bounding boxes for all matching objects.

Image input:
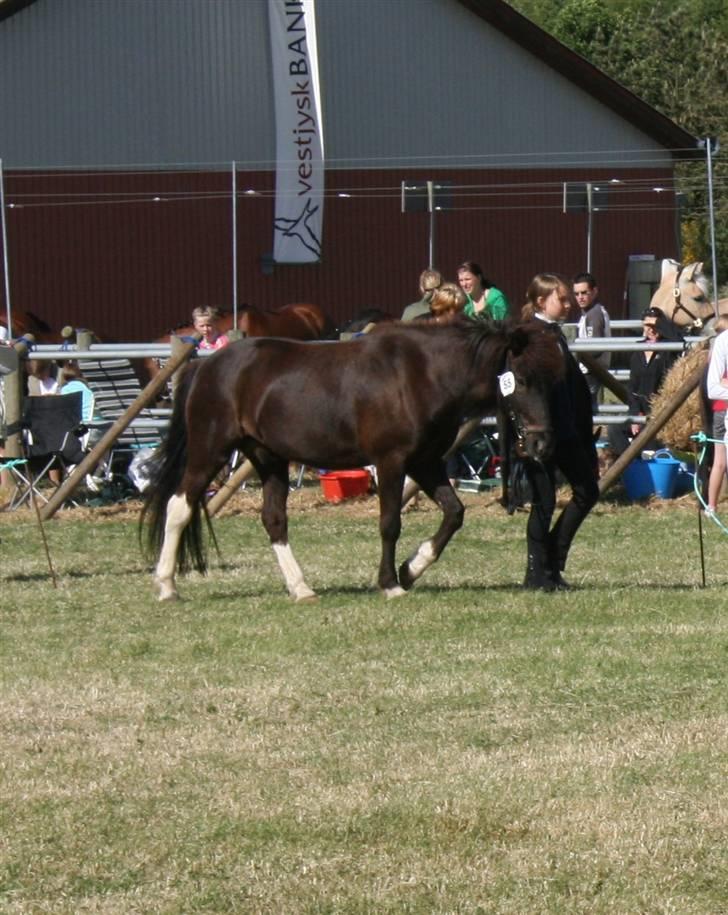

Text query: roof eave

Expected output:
[0,0,37,23]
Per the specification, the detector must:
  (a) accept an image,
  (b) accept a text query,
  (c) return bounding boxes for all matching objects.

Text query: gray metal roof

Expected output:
[0,0,700,169]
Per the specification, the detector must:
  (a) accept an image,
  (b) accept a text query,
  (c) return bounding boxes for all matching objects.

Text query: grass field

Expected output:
[1,485,727,914]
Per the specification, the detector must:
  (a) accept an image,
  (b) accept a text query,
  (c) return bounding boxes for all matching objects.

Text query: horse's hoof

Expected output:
[155,577,179,601]
[292,585,317,603]
[383,585,407,599]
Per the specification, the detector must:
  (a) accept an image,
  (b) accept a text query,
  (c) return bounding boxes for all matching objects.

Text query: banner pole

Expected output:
[0,158,12,338]
[704,138,719,316]
[232,160,238,329]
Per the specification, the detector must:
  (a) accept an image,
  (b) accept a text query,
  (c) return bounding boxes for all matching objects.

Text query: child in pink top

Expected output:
[192,307,230,351]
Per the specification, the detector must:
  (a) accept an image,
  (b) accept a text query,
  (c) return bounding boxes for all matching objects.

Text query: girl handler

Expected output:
[519,273,599,591]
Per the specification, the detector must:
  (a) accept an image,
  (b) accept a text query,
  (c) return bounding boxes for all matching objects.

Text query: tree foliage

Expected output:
[507,0,728,286]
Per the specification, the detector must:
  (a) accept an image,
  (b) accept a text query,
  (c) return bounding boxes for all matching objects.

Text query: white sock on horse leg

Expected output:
[273,542,316,601]
[155,493,192,600]
[406,539,436,581]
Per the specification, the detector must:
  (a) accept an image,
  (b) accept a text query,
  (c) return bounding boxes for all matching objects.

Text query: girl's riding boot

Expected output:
[523,544,556,592]
[550,561,571,591]
[547,533,572,590]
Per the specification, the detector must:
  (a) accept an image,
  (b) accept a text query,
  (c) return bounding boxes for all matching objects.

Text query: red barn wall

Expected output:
[2,166,678,341]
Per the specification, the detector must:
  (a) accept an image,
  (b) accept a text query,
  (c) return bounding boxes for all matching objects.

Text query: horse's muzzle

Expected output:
[520,425,555,463]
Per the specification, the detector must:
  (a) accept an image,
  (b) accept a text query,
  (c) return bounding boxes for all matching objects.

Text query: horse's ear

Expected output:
[690,262,704,280]
[661,258,678,279]
[508,325,530,356]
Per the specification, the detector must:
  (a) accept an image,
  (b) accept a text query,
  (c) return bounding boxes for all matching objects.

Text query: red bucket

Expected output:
[319,469,371,503]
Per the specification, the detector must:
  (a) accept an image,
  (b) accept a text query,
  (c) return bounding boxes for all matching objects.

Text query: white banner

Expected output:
[268,0,324,263]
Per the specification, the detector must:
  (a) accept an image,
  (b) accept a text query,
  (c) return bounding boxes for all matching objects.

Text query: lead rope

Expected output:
[690,431,728,534]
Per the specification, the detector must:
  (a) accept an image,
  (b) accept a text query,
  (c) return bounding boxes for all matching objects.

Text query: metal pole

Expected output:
[232,160,238,329]
[586,181,593,273]
[705,137,719,316]
[0,158,12,338]
[427,180,435,269]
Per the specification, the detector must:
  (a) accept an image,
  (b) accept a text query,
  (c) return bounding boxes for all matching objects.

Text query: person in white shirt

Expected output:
[705,321,728,516]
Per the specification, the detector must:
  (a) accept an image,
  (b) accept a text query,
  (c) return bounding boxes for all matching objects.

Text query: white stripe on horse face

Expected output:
[407,539,436,580]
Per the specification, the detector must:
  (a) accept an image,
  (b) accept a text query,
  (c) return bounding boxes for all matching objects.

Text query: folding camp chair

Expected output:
[81,357,169,475]
[9,391,87,509]
[453,425,501,491]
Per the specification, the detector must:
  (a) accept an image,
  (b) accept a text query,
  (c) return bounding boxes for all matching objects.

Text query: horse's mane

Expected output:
[510,319,566,379]
[379,317,564,380]
[693,266,710,297]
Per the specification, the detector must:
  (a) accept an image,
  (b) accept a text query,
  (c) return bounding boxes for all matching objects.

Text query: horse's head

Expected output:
[650,261,712,331]
[499,323,563,463]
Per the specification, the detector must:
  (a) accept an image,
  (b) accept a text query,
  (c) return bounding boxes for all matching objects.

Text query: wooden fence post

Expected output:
[39,339,198,520]
[207,459,257,516]
[3,340,28,458]
[578,353,629,404]
[598,362,704,495]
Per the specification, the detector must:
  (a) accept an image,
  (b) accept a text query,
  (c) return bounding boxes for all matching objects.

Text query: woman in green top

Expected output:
[457,260,509,321]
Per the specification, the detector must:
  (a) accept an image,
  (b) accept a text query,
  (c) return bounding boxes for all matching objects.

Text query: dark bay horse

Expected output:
[141,319,563,601]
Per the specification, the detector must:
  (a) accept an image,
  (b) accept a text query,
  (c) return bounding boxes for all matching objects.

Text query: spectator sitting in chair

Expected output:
[59,361,96,423]
[457,260,509,322]
[59,360,110,489]
[401,269,443,322]
[26,358,59,396]
[607,306,673,458]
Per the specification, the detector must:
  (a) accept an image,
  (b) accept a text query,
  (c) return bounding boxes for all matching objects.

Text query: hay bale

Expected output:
[649,342,708,450]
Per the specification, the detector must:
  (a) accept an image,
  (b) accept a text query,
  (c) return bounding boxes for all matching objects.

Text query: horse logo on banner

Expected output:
[268,0,325,264]
[273,198,322,260]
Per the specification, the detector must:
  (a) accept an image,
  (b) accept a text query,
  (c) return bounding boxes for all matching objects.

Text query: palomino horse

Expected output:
[649,260,728,331]
[141,319,563,602]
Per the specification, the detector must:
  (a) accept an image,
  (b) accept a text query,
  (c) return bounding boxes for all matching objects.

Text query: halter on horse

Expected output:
[141,319,564,601]
[649,261,724,332]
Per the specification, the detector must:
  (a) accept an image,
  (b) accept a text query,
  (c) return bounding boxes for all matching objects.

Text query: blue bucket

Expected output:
[647,449,680,499]
[623,459,654,500]
[674,461,695,496]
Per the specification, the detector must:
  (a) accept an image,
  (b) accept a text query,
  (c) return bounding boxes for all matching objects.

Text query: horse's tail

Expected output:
[140,359,208,574]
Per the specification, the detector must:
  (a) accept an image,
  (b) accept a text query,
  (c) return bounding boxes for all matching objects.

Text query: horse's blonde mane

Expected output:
[660,257,680,279]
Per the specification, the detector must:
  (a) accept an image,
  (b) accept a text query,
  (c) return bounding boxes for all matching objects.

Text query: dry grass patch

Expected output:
[1,490,727,912]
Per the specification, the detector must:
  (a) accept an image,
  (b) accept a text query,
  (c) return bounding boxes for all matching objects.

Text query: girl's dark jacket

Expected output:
[499,318,597,511]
